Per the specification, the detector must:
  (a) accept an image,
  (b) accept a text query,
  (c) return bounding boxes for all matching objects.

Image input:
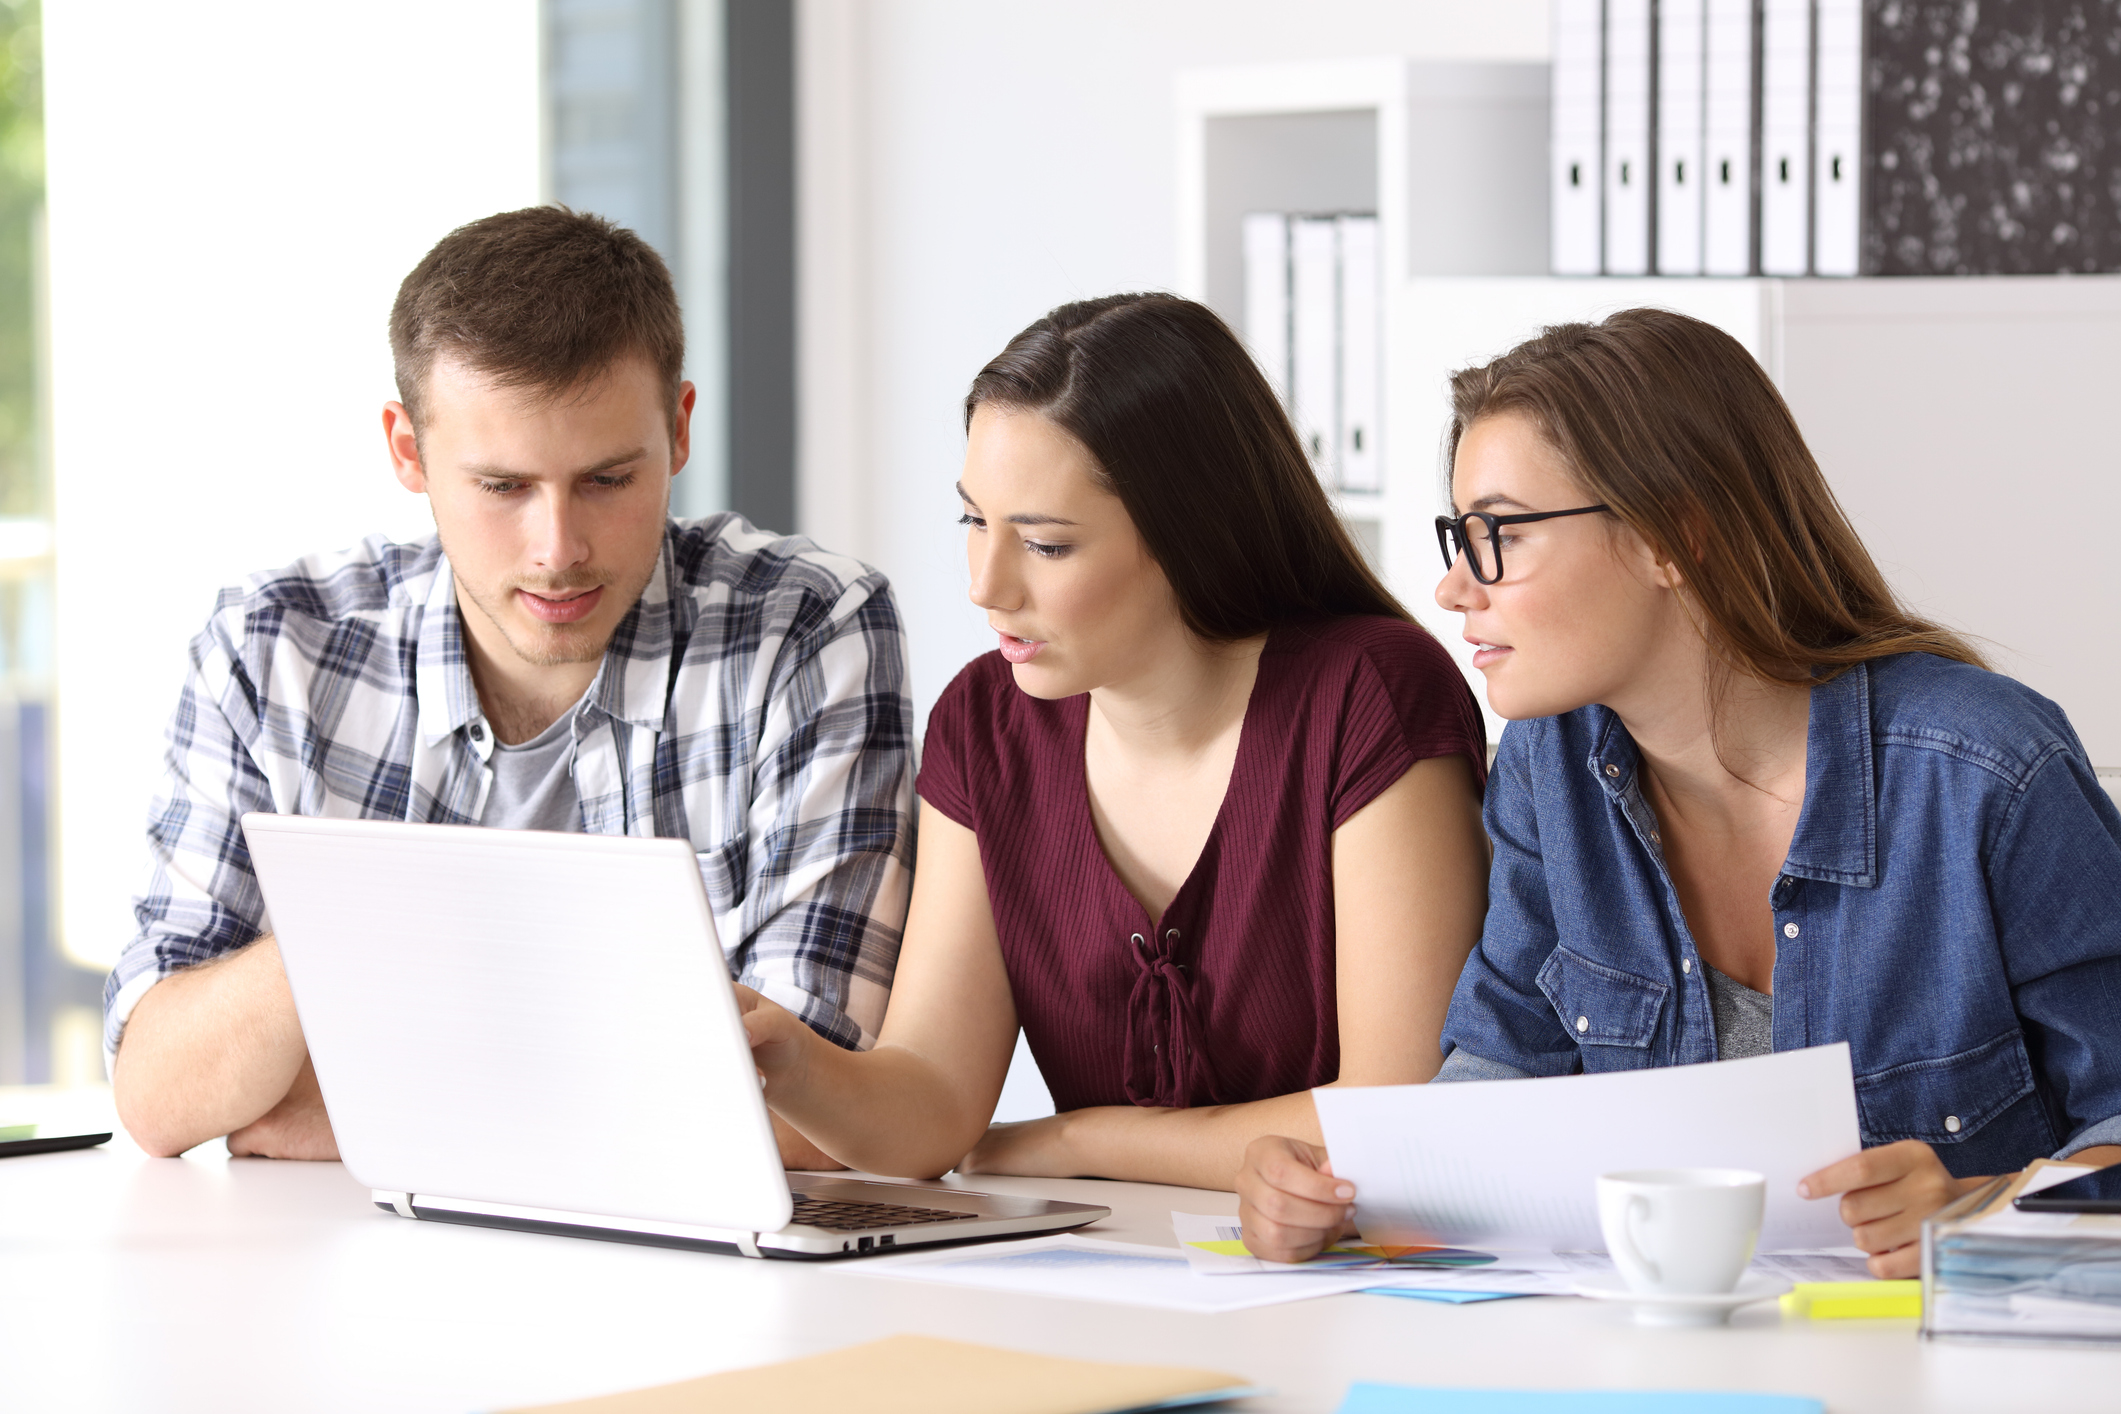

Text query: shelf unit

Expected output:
[1176,58,2121,769]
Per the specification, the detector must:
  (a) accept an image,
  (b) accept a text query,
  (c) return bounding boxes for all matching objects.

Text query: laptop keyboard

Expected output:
[788,1192,981,1232]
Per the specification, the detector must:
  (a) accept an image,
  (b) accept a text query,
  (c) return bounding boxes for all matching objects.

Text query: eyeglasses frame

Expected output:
[1434,504,1611,585]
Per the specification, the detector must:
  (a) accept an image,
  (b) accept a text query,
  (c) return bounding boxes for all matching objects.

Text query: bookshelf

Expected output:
[1176,59,2121,770]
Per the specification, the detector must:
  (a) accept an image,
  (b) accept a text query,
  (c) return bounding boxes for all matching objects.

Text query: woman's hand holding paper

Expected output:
[1235,1134,1359,1264]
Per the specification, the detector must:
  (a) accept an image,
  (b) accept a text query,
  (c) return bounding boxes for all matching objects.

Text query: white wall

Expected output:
[798,1,1550,730]
[45,2,543,967]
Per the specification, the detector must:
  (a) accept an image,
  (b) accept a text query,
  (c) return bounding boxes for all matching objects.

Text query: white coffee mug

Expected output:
[1595,1167,1766,1296]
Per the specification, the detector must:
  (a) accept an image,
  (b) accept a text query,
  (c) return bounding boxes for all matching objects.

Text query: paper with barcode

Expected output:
[1313,1043,1862,1252]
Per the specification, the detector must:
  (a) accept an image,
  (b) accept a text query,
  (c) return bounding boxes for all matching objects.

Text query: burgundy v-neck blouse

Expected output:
[916,616,1486,1113]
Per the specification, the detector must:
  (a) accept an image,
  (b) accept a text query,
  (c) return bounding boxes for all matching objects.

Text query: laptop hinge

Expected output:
[373,1190,417,1219]
[736,1231,763,1259]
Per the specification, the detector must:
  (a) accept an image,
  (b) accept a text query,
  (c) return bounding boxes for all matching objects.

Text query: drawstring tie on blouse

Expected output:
[1122,927,1222,1108]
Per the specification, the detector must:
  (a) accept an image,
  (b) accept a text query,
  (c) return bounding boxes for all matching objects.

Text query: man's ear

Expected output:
[668,380,697,481]
[383,401,427,494]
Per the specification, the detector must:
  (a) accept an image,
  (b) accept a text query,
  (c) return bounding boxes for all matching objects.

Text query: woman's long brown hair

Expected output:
[966,292,1412,641]
[1447,308,1986,683]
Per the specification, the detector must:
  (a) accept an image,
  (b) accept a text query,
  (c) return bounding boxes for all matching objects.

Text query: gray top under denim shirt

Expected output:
[1436,652,2121,1174]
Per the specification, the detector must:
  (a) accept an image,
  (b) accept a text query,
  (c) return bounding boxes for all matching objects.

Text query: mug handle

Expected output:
[1614,1194,1661,1284]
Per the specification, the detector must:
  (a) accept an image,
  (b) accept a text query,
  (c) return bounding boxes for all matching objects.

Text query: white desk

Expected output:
[2,1088,2115,1413]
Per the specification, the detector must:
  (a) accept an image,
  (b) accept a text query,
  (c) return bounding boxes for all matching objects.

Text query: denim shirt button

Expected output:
[1945,1114,1962,1133]
[1783,922,1800,939]
[1575,1015,1590,1033]
[1682,958,1692,974]
[1604,764,1620,778]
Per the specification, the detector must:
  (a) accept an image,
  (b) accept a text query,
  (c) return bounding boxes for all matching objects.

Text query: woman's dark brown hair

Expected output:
[965,292,1410,641]
[1447,307,1986,682]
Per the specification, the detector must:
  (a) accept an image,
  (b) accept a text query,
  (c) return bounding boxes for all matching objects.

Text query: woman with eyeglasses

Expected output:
[1237,308,2121,1275]
[732,293,1491,1188]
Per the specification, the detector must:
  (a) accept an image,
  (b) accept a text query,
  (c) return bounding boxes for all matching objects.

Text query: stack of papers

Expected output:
[1925,1162,2121,1342]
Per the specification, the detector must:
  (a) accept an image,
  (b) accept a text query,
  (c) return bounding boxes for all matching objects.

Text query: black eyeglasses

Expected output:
[1434,505,1610,584]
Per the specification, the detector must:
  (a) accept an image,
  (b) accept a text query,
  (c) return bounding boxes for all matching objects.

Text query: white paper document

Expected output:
[846,1234,1387,1313]
[1313,1044,1863,1253]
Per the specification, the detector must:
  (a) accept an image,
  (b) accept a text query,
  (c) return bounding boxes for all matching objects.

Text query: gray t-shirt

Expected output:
[480,707,583,833]
[1705,963,1774,1061]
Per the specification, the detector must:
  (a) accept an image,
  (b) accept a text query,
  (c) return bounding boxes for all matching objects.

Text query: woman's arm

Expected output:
[738,800,1020,1178]
[961,752,1488,1189]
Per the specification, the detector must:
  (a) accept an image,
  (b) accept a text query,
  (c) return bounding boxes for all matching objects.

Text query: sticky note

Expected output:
[0,1124,36,1142]
[1778,1281,1921,1319]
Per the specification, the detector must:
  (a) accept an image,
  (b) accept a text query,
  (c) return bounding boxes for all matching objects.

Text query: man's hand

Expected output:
[227,1054,340,1161]
[1799,1139,1985,1278]
[1235,1134,1358,1264]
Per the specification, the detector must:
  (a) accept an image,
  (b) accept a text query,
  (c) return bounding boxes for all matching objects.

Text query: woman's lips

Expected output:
[518,585,604,624]
[1469,641,1513,670]
[998,632,1046,664]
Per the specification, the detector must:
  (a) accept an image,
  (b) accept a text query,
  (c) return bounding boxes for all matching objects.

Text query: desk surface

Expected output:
[2,1087,2115,1413]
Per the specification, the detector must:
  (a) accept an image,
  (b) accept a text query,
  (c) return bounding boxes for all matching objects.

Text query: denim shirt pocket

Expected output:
[1853,1029,2039,1148]
[1536,946,1668,1060]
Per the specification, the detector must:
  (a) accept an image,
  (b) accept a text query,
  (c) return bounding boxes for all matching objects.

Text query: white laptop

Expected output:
[241,813,1108,1259]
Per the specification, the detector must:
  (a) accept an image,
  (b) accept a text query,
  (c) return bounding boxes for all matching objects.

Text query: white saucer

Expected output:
[1570,1272,1793,1327]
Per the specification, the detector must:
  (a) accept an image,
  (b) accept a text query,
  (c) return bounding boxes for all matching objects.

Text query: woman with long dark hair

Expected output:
[735,293,1491,1186]
[1238,308,2121,1272]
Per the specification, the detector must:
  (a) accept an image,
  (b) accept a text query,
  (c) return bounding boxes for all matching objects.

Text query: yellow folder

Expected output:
[498,1334,1256,1414]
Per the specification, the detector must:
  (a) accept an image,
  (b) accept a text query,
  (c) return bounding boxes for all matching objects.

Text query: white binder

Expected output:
[1813,0,1863,276]
[1702,0,1756,275]
[1289,215,1339,482]
[1336,215,1380,494]
[1758,0,1812,275]
[1550,0,1604,275]
[1241,212,1291,400]
[1603,0,1654,275]
[1656,0,1707,275]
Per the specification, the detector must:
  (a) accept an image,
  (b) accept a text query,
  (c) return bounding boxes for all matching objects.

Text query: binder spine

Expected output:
[1701,0,1757,275]
[1758,0,1812,274]
[1811,0,1863,275]
[1604,0,1655,274]
[1656,0,1708,275]
[1550,0,1606,275]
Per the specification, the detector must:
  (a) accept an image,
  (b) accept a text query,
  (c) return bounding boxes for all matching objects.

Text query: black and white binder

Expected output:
[1863,2,2120,274]
[1336,215,1381,494]
[1758,0,1812,275]
[1603,0,1654,274]
[1241,213,1291,398]
[1656,0,1707,275]
[1812,0,1862,276]
[1550,0,1604,275]
[1289,216,1338,478]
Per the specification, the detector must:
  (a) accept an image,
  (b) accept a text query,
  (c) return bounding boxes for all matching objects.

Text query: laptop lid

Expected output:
[241,814,793,1235]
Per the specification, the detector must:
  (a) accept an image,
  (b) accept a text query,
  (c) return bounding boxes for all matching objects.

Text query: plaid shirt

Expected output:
[105,514,914,1062]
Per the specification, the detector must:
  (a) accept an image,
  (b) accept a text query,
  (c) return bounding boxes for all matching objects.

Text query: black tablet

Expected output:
[2014,1165,2121,1214]
[0,1130,113,1159]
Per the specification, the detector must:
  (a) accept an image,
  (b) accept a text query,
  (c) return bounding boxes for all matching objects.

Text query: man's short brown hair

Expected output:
[389,206,685,428]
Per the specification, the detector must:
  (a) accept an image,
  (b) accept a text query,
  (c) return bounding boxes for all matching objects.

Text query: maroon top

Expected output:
[916,617,1486,1112]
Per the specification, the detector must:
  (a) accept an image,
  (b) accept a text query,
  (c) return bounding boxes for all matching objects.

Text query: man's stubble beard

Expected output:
[441,537,661,671]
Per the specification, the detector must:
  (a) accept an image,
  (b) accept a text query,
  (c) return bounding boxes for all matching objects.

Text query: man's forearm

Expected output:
[112,935,310,1157]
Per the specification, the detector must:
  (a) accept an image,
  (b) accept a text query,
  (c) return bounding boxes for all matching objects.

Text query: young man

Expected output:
[104,208,912,1167]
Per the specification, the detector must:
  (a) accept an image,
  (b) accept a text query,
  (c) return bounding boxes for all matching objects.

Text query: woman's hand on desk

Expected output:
[1799,1139,1988,1279]
[1235,1135,1358,1264]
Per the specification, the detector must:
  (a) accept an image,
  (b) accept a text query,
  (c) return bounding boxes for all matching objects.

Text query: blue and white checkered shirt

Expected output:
[104,514,914,1063]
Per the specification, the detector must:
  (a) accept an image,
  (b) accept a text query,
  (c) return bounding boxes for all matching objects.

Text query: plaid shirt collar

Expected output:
[414,536,681,746]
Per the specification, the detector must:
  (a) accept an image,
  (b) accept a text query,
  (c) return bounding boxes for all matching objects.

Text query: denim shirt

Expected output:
[1438,653,2121,1176]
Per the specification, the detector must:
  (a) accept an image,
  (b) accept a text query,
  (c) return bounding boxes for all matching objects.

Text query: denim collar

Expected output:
[1583,661,1878,890]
